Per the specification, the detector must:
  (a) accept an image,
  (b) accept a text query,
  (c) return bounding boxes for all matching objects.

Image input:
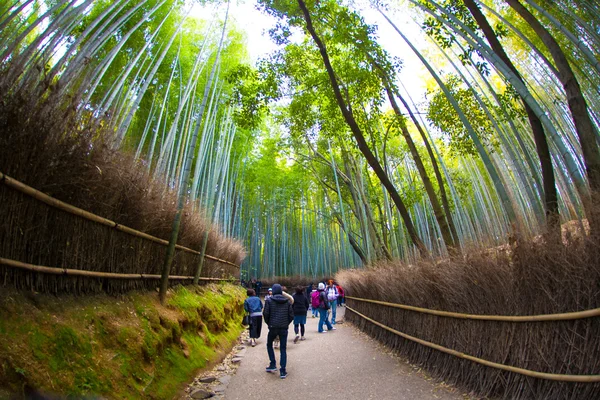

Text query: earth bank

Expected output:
[0,283,245,399]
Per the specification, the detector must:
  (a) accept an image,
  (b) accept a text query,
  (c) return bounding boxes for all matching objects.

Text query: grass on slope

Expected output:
[0,283,245,399]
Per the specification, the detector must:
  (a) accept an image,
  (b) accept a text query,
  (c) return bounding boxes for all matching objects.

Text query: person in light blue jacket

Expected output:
[244,289,263,347]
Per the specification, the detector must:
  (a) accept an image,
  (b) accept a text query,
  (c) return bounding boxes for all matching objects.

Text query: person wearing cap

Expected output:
[317,282,335,333]
[263,283,294,379]
[264,288,273,302]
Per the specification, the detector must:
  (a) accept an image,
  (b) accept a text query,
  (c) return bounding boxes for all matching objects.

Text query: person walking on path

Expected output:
[264,288,273,302]
[273,286,293,349]
[310,288,319,318]
[291,285,309,343]
[336,283,345,307]
[317,282,335,333]
[243,289,263,347]
[263,284,293,379]
[326,280,339,324]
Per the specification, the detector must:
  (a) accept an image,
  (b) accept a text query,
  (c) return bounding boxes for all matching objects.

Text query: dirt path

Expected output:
[222,307,465,400]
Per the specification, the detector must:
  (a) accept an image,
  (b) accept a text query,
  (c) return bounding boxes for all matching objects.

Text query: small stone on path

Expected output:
[199,376,216,384]
[213,385,227,393]
[231,357,242,363]
[190,388,214,399]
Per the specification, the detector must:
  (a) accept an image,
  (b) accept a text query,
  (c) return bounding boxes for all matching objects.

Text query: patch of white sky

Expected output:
[191,0,435,101]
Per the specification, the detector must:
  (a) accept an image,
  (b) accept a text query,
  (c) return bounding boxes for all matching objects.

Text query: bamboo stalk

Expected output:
[0,257,234,282]
[346,296,600,322]
[346,306,600,382]
[0,171,239,268]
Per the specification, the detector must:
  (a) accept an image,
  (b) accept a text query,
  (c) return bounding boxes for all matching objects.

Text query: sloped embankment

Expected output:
[0,284,245,399]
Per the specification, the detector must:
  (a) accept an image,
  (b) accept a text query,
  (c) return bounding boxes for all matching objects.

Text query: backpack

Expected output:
[326,286,338,301]
[311,291,320,308]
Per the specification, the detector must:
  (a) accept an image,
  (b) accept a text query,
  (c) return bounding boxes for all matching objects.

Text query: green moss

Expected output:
[0,284,245,399]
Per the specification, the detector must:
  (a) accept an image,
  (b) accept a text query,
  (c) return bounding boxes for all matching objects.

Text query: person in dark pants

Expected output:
[292,285,310,342]
[243,289,263,347]
[263,283,293,379]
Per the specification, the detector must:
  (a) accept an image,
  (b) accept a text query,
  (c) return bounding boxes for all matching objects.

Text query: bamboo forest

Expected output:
[1,0,599,399]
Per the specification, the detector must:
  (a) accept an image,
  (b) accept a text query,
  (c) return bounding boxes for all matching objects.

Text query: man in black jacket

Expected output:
[263,283,293,379]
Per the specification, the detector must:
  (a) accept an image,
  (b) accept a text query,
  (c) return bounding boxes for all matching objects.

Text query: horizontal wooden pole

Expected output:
[0,171,239,269]
[346,296,600,322]
[0,257,234,282]
[346,306,600,382]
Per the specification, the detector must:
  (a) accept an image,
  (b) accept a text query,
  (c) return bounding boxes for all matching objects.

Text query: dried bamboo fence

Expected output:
[346,298,600,383]
[0,172,239,294]
[344,289,600,399]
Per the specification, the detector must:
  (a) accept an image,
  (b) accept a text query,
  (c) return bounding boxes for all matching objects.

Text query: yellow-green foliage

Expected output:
[0,284,245,399]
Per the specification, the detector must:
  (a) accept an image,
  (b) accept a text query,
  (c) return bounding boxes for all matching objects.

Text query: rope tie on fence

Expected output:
[346,296,600,321]
[345,305,600,382]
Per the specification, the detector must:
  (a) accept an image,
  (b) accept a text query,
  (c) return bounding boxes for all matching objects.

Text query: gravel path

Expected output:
[222,307,465,400]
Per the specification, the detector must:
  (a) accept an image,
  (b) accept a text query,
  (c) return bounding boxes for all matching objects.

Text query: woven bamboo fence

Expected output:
[0,172,239,294]
[339,240,600,399]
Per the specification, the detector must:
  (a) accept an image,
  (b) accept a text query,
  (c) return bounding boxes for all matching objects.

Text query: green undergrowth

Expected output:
[0,283,245,399]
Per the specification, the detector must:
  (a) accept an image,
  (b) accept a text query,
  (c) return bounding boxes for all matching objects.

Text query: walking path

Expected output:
[221,307,465,400]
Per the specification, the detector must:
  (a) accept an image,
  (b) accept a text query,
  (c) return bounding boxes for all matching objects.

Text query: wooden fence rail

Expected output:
[0,257,234,282]
[346,295,600,321]
[346,305,600,382]
[0,171,239,269]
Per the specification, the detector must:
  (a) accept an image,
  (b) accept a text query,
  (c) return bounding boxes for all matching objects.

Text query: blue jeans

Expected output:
[318,308,333,332]
[266,327,288,373]
[329,300,337,324]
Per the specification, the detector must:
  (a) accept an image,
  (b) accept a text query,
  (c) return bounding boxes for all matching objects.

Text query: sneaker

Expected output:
[293,335,300,344]
[300,336,306,341]
[251,339,256,347]
[329,327,336,330]
[280,372,288,379]
[319,331,326,333]
[266,366,277,373]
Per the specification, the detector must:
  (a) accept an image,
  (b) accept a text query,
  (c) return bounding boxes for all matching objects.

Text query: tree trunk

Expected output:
[159,0,230,304]
[383,78,457,252]
[463,0,560,235]
[393,87,460,248]
[506,0,600,230]
[297,0,429,257]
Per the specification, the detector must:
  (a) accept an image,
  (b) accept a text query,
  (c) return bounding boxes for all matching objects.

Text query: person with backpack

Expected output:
[310,288,319,318]
[326,280,339,324]
[263,284,294,379]
[317,282,335,333]
[291,285,309,343]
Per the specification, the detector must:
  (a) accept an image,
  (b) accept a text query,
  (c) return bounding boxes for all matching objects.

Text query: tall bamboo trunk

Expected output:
[382,78,456,252]
[506,0,600,231]
[296,0,429,257]
[159,1,230,304]
[463,0,560,235]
